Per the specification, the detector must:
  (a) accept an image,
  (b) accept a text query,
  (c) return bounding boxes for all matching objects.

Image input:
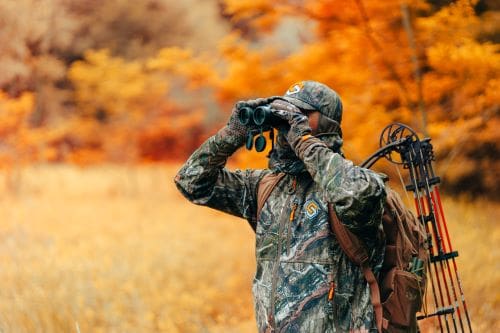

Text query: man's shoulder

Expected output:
[232,168,272,182]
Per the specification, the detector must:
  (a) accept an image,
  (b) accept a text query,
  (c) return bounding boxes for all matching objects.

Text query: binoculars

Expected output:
[237,105,282,152]
[238,105,278,127]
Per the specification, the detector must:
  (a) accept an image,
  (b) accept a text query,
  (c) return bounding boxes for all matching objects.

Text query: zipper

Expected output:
[328,281,336,301]
[268,177,296,330]
[326,278,336,321]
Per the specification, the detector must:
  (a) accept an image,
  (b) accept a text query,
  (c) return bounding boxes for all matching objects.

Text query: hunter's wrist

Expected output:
[292,135,327,159]
[215,126,246,150]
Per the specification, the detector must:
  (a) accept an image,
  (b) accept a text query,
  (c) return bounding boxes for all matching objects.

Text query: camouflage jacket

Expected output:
[175,128,386,332]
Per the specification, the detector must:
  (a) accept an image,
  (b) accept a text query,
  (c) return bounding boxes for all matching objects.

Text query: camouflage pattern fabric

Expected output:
[175,129,386,333]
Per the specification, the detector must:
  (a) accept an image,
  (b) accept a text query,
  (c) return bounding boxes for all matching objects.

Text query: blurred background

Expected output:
[0,0,498,332]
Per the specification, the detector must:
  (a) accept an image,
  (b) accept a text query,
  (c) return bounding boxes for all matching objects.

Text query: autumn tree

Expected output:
[67,47,217,163]
[0,0,77,127]
[215,0,499,196]
[419,0,499,196]
[0,0,227,164]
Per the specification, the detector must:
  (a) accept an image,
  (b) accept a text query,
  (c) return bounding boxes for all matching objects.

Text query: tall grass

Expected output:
[0,165,497,332]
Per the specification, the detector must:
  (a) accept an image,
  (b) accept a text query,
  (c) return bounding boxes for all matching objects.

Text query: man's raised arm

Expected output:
[269,100,386,238]
[174,101,274,225]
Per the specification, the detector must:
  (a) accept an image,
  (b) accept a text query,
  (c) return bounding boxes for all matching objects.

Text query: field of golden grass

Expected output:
[0,165,498,332]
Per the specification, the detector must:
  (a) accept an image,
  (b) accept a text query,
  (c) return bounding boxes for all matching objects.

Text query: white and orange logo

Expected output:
[305,199,320,219]
[285,81,304,96]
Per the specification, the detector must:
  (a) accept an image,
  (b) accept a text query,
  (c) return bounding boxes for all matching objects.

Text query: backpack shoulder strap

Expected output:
[328,203,370,265]
[256,172,286,221]
[328,203,386,333]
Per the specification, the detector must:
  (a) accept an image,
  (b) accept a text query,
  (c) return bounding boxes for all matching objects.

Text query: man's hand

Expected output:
[270,100,313,149]
[219,97,279,148]
[235,96,279,111]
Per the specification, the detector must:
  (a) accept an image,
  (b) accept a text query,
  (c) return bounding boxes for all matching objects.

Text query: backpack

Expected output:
[256,173,428,333]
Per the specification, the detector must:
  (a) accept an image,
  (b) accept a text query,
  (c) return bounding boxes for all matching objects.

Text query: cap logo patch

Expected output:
[286,82,304,96]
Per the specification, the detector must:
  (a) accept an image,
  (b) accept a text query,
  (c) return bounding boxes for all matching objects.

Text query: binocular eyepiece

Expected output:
[238,105,276,127]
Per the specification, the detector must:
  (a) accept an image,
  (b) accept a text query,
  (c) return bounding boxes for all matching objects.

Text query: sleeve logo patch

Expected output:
[305,199,320,219]
[285,81,304,96]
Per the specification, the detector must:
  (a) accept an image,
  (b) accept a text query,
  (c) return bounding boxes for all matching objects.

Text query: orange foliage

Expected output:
[0,0,497,196]
[215,0,499,196]
[69,49,167,119]
[65,48,208,163]
[0,92,35,166]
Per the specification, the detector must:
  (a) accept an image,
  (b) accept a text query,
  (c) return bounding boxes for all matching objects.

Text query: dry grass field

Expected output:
[0,165,498,332]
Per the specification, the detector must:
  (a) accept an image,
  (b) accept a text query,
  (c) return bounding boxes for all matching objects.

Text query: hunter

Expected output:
[174,81,386,332]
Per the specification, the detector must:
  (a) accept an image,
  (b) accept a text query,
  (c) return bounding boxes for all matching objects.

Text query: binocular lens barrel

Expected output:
[238,106,253,126]
[253,106,271,126]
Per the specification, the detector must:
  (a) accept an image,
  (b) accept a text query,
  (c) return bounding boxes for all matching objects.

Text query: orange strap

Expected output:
[328,203,369,265]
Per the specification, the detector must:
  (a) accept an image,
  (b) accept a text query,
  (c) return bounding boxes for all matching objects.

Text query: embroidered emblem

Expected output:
[286,81,304,95]
[305,199,320,219]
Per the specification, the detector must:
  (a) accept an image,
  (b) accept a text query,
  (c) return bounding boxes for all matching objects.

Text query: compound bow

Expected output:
[361,123,473,333]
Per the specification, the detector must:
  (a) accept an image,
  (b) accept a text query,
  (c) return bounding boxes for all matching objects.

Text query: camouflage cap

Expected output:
[282,81,343,124]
